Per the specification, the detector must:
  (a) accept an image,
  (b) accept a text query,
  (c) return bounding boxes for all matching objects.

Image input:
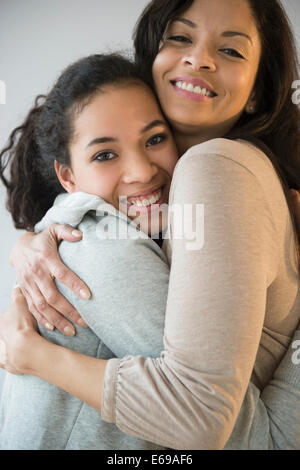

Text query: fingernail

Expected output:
[78,318,88,327]
[64,326,75,336]
[45,323,54,331]
[72,230,82,238]
[80,289,91,300]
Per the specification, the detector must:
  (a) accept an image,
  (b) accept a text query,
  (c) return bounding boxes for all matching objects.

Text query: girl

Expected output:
[0,53,178,449]
[2,0,300,449]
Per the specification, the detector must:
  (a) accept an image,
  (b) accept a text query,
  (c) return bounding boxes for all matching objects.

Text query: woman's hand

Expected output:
[0,288,39,375]
[10,224,90,335]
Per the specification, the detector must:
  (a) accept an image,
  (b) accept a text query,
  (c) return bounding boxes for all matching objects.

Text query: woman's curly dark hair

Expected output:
[0,54,143,231]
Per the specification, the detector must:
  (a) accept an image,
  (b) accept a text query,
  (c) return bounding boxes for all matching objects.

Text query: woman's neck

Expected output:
[174,131,216,155]
[172,119,239,156]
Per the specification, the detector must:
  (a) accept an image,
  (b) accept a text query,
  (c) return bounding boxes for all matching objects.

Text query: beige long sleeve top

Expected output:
[101,138,300,449]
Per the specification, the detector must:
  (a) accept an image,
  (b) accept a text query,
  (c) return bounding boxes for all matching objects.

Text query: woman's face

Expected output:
[152,0,261,141]
[57,82,178,236]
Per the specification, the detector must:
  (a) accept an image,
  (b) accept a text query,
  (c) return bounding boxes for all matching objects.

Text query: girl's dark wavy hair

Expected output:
[133,0,300,264]
[0,54,143,231]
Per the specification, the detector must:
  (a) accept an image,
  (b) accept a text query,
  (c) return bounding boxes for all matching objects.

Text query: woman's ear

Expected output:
[54,160,77,193]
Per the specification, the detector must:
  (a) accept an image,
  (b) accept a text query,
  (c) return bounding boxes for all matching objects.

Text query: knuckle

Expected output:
[45,292,58,305]
[53,317,66,331]
[32,265,43,278]
[33,311,43,324]
[65,309,78,320]
[39,250,52,262]
[70,279,80,291]
[53,268,67,281]
[36,299,46,311]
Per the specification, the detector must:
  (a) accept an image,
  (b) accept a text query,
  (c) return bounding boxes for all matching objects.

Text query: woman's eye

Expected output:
[146,134,167,148]
[93,151,116,162]
[220,48,244,59]
[167,35,191,44]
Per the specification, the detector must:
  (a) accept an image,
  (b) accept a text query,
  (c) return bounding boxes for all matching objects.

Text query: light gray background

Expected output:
[0,0,299,395]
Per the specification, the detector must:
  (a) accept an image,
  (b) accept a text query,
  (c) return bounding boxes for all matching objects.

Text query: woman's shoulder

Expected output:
[170,137,289,234]
[178,138,274,175]
[174,138,281,195]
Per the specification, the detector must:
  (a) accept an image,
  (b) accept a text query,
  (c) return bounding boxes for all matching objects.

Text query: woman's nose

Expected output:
[182,43,216,72]
[122,153,158,185]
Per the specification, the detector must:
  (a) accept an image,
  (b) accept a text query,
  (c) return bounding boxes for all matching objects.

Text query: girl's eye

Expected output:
[167,35,191,44]
[146,134,167,148]
[220,48,244,59]
[93,151,116,162]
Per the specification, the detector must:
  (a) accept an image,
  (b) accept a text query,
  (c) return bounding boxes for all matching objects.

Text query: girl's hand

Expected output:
[0,288,39,375]
[10,224,90,335]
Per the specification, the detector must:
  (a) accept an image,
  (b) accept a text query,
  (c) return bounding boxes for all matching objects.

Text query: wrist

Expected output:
[10,231,35,267]
[13,329,44,375]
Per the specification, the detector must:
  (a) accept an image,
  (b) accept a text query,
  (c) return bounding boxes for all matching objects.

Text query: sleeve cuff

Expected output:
[101,358,121,423]
[273,331,300,388]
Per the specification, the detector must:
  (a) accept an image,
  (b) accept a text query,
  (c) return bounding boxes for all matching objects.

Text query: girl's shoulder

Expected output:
[34,191,127,233]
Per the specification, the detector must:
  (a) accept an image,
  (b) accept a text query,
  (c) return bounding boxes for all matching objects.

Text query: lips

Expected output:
[170,76,217,96]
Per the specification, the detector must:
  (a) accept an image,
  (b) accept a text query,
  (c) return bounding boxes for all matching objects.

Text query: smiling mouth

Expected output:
[170,80,217,98]
[127,186,165,208]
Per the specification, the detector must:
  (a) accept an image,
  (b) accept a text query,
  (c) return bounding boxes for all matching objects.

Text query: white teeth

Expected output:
[149,195,157,204]
[174,81,214,97]
[130,189,162,207]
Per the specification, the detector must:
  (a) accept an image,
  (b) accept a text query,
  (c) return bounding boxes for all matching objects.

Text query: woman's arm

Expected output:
[1,290,300,450]
[12,190,300,335]
[97,149,298,449]
[0,289,106,411]
[5,167,300,448]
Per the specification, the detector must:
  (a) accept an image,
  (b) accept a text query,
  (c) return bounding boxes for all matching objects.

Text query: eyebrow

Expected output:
[85,120,166,149]
[221,31,252,45]
[86,136,117,149]
[140,120,166,134]
[172,18,253,44]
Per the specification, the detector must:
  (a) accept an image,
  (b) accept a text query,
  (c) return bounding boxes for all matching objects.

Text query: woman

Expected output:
[1,0,300,450]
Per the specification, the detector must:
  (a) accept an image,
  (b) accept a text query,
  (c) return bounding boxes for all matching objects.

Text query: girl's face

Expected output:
[152,0,261,145]
[57,82,178,235]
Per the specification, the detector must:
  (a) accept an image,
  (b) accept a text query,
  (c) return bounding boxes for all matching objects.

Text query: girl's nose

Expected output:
[182,43,216,72]
[122,153,158,185]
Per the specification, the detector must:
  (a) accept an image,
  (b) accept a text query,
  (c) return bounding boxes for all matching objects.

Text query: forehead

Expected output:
[173,0,259,38]
[72,82,164,139]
